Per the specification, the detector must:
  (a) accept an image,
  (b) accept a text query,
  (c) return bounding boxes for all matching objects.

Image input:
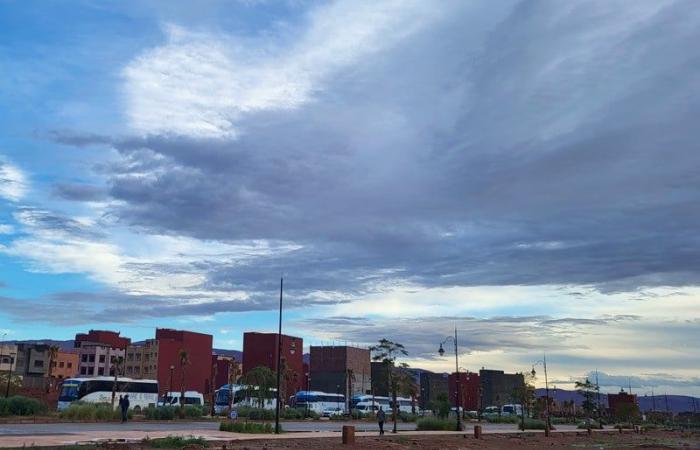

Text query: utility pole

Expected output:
[274,276,283,434]
[595,369,602,427]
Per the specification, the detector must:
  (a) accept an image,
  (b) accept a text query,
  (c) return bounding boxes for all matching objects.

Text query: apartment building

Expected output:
[242,332,304,397]
[310,346,371,400]
[124,339,159,380]
[51,350,78,380]
[74,330,130,377]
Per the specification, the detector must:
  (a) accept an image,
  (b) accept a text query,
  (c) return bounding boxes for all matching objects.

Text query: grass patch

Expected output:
[58,402,132,421]
[219,421,276,433]
[416,417,457,431]
[142,435,208,448]
[518,418,547,430]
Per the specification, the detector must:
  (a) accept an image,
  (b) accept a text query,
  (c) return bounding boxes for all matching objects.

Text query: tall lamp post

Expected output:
[274,276,284,434]
[532,353,551,431]
[438,326,462,431]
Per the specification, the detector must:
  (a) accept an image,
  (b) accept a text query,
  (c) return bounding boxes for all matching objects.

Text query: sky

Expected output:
[1,0,699,396]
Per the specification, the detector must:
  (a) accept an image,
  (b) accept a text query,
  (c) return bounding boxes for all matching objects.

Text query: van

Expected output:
[157,391,204,407]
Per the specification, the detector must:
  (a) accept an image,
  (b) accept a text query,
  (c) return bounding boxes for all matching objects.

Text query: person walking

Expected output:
[377,406,386,436]
[120,394,130,423]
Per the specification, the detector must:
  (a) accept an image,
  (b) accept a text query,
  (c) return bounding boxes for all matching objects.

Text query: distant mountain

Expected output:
[535,388,700,414]
[212,348,242,360]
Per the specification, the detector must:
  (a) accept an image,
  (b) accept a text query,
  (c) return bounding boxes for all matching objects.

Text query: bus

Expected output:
[214,384,277,414]
[157,391,204,407]
[351,394,390,410]
[57,377,158,411]
[392,397,416,413]
[290,391,345,414]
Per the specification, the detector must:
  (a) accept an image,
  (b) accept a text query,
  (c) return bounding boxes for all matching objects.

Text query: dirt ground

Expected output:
[217,430,700,450]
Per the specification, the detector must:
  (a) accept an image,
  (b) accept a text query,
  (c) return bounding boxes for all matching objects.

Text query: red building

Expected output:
[448,371,480,411]
[155,328,213,397]
[211,354,240,390]
[74,330,131,349]
[608,389,638,418]
[242,332,304,397]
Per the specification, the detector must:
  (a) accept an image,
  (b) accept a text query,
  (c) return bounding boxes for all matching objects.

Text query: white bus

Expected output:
[291,391,345,414]
[392,396,417,413]
[351,394,390,410]
[214,384,277,414]
[57,377,158,411]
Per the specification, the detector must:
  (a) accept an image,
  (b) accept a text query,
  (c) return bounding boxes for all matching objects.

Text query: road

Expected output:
[0,420,581,436]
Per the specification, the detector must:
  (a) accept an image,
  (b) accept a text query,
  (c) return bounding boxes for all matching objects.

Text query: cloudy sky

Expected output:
[1,0,699,395]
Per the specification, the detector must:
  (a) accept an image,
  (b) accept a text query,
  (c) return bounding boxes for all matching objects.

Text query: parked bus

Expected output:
[57,377,158,411]
[214,384,277,414]
[290,391,345,414]
[351,394,390,410]
[391,396,417,413]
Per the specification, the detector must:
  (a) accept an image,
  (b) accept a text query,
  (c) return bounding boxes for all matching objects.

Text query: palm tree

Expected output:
[227,358,241,413]
[46,345,60,393]
[242,366,275,408]
[179,349,190,416]
[110,355,124,408]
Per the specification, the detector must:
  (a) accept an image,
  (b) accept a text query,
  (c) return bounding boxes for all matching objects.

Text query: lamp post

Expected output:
[532,353,551,432]
[438,326,462,431]
[168,365,175,402]
[274,276,284,434]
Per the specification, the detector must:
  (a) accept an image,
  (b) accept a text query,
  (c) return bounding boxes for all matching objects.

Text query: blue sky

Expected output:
[1,0,700,396]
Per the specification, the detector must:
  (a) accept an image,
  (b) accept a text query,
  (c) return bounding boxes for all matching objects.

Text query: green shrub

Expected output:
[0,396,48,416]
[281,408,318,420]
[519,418,547,430]
[59,403,132,421]
[144,406,177,420]
[350,409,371,420]
[244,407,275,420]
[219,421,275,433]
[143,435,208,448]
[577,419,602,429]
[416,417,457,431]
[486,415,520,424]
[183,405,204,418]
[398,412,418,423]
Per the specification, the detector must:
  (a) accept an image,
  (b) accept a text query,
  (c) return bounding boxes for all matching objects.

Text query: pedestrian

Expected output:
[121,394,130,423]
[377,406,386,436]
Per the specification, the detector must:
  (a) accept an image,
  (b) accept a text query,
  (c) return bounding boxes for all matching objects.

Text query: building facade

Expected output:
[608,389,638,418]
[419,371,449,411]
[155,328,213,397]
[479,369,524,409]
[51,350,78,380]
[0,343,18,374]
[14,343,51,389]
[310,346,371,406]
[242,332,304,398]
[448,371,480,410]
[75,330,130,378]
[124,339,159,380]
[371,361,391,397]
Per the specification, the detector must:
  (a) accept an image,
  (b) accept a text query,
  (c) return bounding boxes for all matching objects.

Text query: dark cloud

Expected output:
[53,183,107,202]
[14,207,106,240]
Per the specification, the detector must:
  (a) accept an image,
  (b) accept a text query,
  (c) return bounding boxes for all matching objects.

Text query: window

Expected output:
[34,360,44,368]
[98,367,105,376]
[67,362,72,369]
[59,361,65,368]
[99,355,106,363]
[81,354,88,363]
[80,367,88,375]
[88,354,95,363]
[110,355,115,364]
[52,361,57,367]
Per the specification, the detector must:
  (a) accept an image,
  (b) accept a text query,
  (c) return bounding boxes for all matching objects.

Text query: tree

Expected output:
[227,358,242,413]
[395,369,418,414]
[210,361,218,416]
[431,392,451,419]
[110,355,124,408]
[0,372,22,396]
[179,349,190,417]
[370,339,408,434]
[512,370,535,430]
[46,345,60,393]
[575,378,598,423]
[242,366,275,408]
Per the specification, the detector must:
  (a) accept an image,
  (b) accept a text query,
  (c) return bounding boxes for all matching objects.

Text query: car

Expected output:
[321,407,345,417]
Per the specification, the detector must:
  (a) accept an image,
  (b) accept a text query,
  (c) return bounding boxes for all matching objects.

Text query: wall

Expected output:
[242,332,304,397]
[420,371,448,410]
[479,369,524,408]
[125,340,159,380]
[52,351,78,380]
[448,372,480,410]
[75,330,131,350]
[155,328,213,396]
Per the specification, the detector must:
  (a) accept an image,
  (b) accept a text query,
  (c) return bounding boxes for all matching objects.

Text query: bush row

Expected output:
[143,405,204,420]
[142,435,208,448]
[416,417,458,431]
[0,396,47,416]
[219,421,275,433]
[58,402,133,421]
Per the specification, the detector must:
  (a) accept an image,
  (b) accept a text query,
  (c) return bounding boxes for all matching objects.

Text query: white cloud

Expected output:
[0,224,14,234]
[0,160,27,202]
[122,0,447,138]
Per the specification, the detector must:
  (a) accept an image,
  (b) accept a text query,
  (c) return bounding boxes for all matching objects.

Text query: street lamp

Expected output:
[438,327,462,431]
[5,352,16,398]
[168,365,175,402]
[532,353,551,432]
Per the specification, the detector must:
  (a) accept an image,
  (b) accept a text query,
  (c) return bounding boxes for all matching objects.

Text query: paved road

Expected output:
[0,420,581,436]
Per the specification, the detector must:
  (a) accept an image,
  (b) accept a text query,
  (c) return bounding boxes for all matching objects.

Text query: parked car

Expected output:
[322,407,345,417]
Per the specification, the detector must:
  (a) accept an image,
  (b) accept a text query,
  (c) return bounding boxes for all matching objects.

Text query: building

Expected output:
[212,354,240,391]
[608,389,638,418]
[74,330,129,378]
[51,350,78,380]
[310,346,371,407]
[479,369,524,409]
[124,339,159,380]
[419,371,448,411]
[155,328,213,397]
[448,371,480,411]
[14,343,51,389]
[0,343,18,374]
[242,332,304,399]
